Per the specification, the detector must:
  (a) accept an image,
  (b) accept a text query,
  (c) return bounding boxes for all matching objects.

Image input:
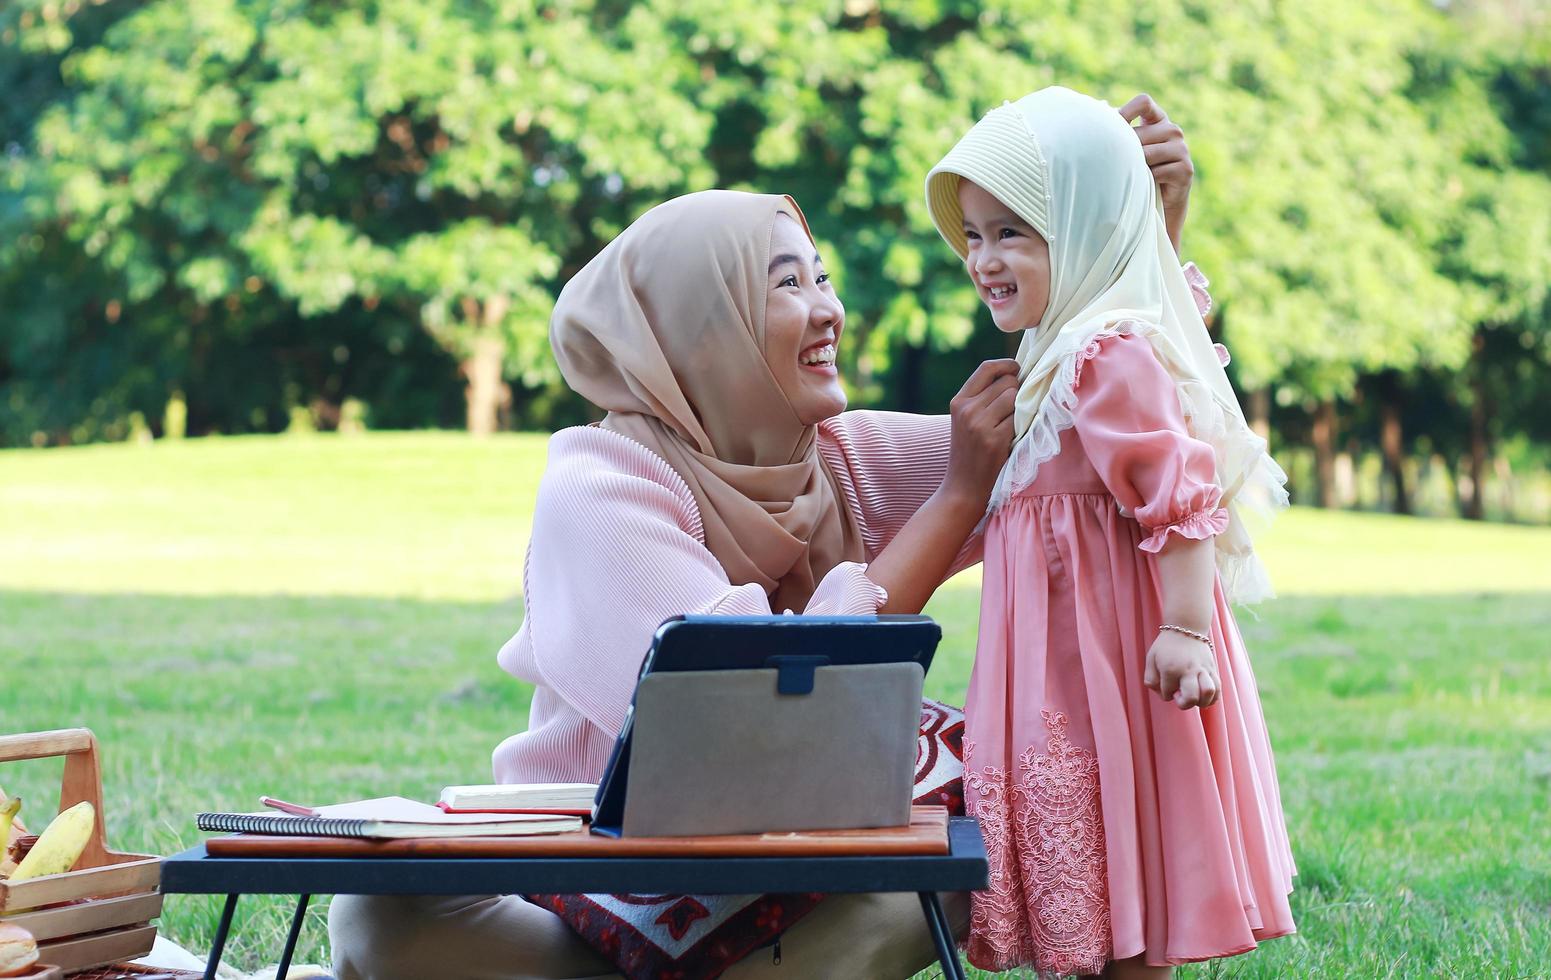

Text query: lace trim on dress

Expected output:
[963,710,1111,976]
[982,321,1289,605]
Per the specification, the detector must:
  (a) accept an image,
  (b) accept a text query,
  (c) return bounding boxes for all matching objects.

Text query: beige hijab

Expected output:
[550,190,863,612]
[926,88,1288,603]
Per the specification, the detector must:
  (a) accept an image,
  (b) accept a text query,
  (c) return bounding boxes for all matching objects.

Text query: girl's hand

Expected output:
[1144,629,1220,710]
[1119,93,1194,255]
[941,359,1020,511]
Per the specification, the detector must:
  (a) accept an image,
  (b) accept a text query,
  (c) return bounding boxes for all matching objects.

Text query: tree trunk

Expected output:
[463,333,507,437]
[1247,387,1271,443]
[1310,398,1337,509]
[1495,455,1515,522]
[310,397,342,432]
[461,297,512,438]
[1377,373,1410,515]
[899,342,927,414]
[1334,451,1356,509]
[1440,454,1466,519]
[1465,329,1488,520]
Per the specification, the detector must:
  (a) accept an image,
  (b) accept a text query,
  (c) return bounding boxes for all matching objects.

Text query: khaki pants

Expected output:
[328,890,970,980]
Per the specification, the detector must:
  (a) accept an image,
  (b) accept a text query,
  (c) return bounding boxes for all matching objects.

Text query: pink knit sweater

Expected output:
[492,410,973,784]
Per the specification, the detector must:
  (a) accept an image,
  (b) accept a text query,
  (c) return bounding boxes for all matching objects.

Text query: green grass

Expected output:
[3,433,1550,977]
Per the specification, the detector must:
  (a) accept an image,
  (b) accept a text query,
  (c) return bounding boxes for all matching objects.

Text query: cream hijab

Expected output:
[925,87,1287,603]
[550,190,863,612]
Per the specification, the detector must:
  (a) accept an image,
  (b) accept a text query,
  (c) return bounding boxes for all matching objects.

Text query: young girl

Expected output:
[924,88,1296,977]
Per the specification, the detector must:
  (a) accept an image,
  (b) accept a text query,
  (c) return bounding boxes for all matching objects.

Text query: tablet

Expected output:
[591,615,942,837]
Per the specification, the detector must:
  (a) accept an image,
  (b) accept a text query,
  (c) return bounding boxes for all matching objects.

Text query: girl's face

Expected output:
[958,179,1051,333]
[765,212,847,425]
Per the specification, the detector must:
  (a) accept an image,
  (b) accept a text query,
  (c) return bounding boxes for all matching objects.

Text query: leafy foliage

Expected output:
[1,0,1547,484]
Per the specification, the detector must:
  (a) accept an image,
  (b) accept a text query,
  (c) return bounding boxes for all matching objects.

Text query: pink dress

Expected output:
[963,332,1296,974]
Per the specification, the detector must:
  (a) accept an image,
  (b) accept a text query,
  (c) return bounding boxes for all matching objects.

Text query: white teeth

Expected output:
[989,285,1016,300]
[800,344,836,366]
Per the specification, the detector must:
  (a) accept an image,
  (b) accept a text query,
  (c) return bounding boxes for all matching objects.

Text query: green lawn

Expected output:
[2,433,1550,977]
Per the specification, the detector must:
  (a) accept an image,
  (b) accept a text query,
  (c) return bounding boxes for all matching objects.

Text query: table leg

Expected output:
[204,893,240,980]
[917,891,966,980]
[276,893,311,980]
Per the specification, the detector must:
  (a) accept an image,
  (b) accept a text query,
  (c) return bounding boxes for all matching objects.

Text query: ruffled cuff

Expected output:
[1183,262,1213,318]
[795,560,888,615]
[1139,507,1230,554]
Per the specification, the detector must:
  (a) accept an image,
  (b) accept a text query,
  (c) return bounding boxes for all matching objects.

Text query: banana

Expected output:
[9,800,93,881]
[0,796,18,874]
[0,796,18,846]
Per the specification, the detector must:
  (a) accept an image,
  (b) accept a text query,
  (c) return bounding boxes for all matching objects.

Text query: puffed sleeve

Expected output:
[1071,334,1229,553]
[507,430,887,738]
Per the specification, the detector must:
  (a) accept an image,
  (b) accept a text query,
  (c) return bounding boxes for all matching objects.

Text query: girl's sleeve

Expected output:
[1071,333,1229,553]
[819,411,983,575]
[518,439,886,738]
[1183,262,1214,318]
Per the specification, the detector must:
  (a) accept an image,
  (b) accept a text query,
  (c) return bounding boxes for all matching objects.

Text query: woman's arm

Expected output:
[819,412,985,579]
[865,359,1019,614]
[1120,94,1194,255]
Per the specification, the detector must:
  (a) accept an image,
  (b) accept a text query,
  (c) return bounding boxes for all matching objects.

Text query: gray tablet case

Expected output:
[620,662,924,837]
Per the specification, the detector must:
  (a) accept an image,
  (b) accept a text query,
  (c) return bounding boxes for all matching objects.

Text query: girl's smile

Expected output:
[984,282,1018,306]
[957,179,1051,333]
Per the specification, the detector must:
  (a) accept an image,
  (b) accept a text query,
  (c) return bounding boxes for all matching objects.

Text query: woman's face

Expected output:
[958,179,1051,333]
[764,213,847,425]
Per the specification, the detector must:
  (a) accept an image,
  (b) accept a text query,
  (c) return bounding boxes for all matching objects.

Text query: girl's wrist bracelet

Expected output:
[1159,623,1213,652]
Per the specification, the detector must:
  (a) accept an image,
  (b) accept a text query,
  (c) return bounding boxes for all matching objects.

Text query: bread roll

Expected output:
[0,922,39,978]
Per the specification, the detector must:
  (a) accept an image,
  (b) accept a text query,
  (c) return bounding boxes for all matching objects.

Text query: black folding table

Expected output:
[161,816,987,980]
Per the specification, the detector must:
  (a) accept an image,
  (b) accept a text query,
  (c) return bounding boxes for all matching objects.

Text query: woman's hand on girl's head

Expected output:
[1119,93,1194,255]
[1144,629,1221,710]
[942,358,1021,512]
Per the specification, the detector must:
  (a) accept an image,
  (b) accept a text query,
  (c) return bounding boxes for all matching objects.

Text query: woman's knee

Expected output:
[829,892,943,978]
[942,891,971,940]
[328,893,457,980]
[724,892,937,979]
[331,893,511,980]
[327,892,619,980]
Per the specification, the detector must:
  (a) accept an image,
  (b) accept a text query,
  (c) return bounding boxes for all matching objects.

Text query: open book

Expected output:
[197,796,582,839]
[436,783,597,814]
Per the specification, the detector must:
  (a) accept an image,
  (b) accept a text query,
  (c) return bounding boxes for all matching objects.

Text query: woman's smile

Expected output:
[800,339,838,373]
[766,212,848,422]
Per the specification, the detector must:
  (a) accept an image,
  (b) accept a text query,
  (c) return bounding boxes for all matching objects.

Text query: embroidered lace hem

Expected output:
[963,709,1111,976]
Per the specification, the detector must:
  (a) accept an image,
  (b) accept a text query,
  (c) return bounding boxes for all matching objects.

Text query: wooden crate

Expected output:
[0,730,161,975]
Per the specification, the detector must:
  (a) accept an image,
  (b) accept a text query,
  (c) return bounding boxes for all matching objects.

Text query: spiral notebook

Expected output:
[197,796,582,839]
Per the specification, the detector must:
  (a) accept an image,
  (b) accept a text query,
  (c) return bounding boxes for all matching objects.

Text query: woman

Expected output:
[330,98,1198,980]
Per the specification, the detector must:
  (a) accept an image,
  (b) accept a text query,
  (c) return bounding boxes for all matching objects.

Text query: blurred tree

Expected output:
[1,0,1548,529]
[1415,0,1551,517]
[2,0,717,438]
